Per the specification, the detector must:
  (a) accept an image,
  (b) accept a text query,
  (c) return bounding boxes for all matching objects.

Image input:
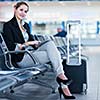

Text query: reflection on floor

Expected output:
[0,46,100,100]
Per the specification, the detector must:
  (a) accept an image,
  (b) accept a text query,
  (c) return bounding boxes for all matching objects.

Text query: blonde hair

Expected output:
[14,1,29,12]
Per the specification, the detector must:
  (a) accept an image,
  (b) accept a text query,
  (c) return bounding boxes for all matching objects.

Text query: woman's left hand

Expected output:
[24,41,41,46]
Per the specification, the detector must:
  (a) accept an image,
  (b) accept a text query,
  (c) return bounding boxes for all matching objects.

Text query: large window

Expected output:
[31,20,99,39]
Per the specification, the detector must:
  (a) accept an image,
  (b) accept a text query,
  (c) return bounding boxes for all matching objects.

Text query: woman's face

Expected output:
[14,4,28,20]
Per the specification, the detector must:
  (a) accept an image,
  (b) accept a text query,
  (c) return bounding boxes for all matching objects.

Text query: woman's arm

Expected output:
[3,23,16,51]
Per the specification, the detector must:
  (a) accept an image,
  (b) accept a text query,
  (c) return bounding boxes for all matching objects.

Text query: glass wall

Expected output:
[31,20,99,38]
[32,21,62,35]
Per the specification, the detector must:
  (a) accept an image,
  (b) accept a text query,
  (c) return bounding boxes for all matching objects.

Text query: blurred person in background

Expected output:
[54,27,67,37]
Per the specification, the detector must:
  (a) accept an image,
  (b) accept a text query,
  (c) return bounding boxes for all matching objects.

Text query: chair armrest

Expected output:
[5,50,38,64]
[4,50,43,72]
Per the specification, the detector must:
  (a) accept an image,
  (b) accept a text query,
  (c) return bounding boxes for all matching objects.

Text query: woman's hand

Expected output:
[24,41,41,46]
[18,41,41,50]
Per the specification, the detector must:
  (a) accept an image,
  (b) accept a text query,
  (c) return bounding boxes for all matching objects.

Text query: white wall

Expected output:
[0,1,100,22]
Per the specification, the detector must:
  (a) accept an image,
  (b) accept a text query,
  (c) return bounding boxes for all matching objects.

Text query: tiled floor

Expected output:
[0,46,100,100]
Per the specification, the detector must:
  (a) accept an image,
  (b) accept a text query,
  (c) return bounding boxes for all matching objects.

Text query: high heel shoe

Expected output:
[58,87,76,99]
[56,77,73,86]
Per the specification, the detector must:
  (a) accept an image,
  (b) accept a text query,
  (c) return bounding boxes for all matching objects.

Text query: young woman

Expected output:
[3,1,75,99]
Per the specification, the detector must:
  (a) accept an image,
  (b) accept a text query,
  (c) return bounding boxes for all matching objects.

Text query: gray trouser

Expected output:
[17,40,64,76]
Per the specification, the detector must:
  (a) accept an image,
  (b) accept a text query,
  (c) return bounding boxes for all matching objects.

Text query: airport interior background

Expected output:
[1,0,100,45]
[0,0,100,100]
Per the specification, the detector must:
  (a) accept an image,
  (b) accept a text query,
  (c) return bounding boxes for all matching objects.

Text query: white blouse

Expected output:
[15,18,29,50]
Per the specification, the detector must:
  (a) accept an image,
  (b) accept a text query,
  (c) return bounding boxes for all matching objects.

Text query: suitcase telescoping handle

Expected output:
[66,20,81,65]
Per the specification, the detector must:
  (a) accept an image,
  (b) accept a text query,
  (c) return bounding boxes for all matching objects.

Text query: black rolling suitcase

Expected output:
[62,59,87,94]
[63,20,87,94]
